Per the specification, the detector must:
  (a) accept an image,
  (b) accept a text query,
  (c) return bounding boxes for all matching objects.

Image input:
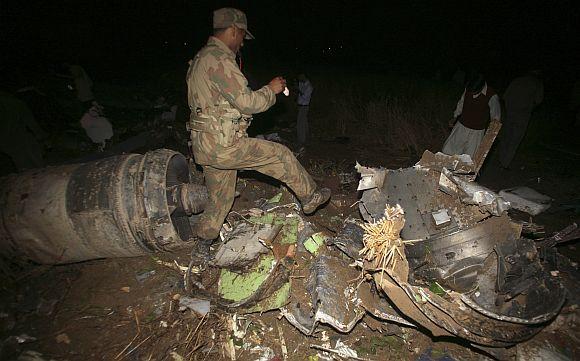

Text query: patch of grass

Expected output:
[355,334,405,356]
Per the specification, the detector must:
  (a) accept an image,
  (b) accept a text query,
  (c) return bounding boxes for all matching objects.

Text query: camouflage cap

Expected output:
[213,8,255,40]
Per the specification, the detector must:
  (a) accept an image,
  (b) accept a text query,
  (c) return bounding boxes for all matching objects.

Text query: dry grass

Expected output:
[311,73,459,154]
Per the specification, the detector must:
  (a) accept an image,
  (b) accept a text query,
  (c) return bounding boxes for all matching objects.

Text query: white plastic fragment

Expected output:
[334,339,358,358]
[178,297,210,316]
[250,346,275,361]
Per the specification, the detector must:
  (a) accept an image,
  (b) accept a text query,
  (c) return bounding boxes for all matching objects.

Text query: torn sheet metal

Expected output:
[368,235,565,347]
[213,223,278,269]
[469,239,565,323]
[356,160,565,347]
[357,164,520,293]
[329,220,365,260]
[359,166,493,241]
[218,254,291,313]
[211,211,305,312]
[441,168,510,216]
[415,120,500,179]
[407,214,521,292]
[355,162,386,191]
[283,221,416,335]
[282,254,365,334]
[499,186,552,216]
[303,232,326,255]
[415,150,474,174]
[356,280,415,327]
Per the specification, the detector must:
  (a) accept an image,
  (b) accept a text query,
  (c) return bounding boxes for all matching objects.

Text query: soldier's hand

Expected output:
[268,76,287,94]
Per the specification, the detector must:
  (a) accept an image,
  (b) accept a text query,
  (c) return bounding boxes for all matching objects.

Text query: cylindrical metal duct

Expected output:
[0,149,207,264]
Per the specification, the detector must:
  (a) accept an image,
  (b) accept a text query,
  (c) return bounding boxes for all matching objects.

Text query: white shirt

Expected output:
[453,83,501,121]
[297,79,313,106]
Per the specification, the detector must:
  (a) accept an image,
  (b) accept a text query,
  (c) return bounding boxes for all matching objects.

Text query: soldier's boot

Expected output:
[302,187,331,215]
[190,222,220,263]
[190,237,216,264]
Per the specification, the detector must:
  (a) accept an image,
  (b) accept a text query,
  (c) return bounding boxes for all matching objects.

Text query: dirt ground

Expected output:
[2,131,580,360]
[1,75,580,360]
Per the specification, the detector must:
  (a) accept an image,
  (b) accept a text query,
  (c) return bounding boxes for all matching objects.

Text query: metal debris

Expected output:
[356,160,566,347]
[178,297,210,316]
[499,186,552,215]
[0,149,208,264]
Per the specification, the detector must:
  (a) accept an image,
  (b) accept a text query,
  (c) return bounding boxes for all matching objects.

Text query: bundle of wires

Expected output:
[359,204,411,274]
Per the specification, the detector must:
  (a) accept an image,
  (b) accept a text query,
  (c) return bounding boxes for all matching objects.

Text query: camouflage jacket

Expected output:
[186,37,275,121]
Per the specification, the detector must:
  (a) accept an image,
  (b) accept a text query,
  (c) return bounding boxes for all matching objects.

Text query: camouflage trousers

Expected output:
[191,131,317,240]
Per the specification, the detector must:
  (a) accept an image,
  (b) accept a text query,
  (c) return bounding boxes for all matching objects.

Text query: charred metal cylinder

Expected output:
[0,149,207,264]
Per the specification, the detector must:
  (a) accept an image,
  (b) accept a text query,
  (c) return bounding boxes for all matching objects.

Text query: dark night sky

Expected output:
[1,0,579,85]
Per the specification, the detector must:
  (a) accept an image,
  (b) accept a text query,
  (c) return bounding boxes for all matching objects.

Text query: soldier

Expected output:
[186,8,331,253]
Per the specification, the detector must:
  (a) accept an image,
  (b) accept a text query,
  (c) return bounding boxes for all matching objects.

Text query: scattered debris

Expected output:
[16,350,55,361]
[169,351,185,361]
[153,258,197,274]
[213,223,278,269]
[499,186,552,215]
[178,297,210,316]
[35,298,58,316]
[311,339,368,361]
[276,321,288,360]
[268,192,283,204]
[355,158,566,347]
[135,270,156,283]
[55,333,70,345]
[218,254,291,312]
[303,232,326,255]
[15,334,37,344]
[537,223,580,249]
[250,345,275,361]
[1,145,577,358]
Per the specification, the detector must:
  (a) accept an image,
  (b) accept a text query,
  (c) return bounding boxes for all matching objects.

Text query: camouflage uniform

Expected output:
[186,36,317,240]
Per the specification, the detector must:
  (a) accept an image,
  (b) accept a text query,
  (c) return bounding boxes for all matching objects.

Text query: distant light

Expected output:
[328,47,331,50]
[184,42,188,46]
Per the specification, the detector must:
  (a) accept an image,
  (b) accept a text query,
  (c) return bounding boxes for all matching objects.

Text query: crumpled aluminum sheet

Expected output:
[282,254,365,335]
[441,168,510,216]
[282,246,413,335]
[213,223,276,269]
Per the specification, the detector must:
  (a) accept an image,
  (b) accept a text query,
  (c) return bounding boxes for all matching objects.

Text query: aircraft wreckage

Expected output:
[0,149,208,264]
[0,147,577,350]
